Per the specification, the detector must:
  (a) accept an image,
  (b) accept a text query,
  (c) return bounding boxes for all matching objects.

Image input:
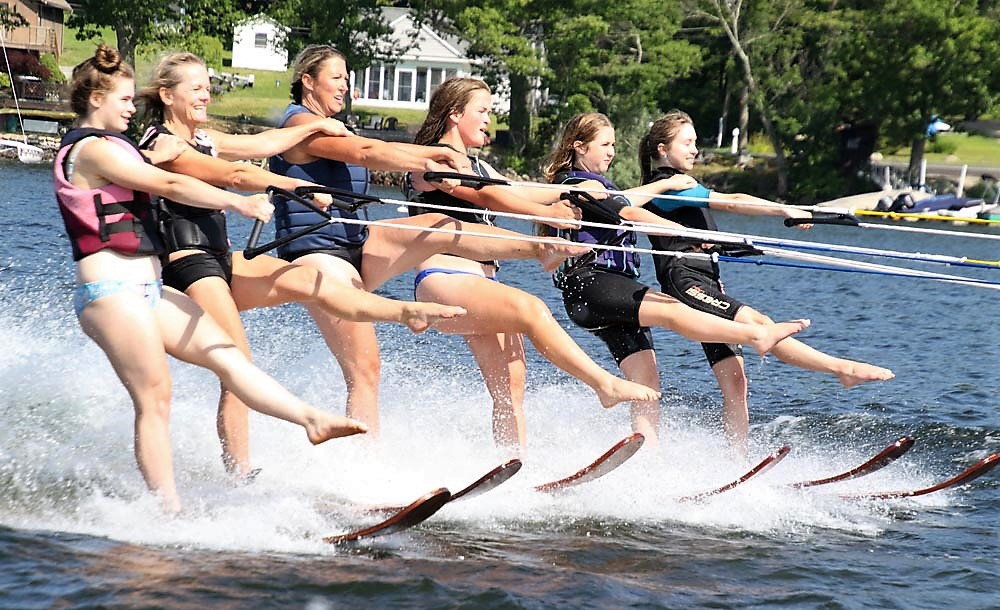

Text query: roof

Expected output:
[380,7,470,63]
[39,0,72,11]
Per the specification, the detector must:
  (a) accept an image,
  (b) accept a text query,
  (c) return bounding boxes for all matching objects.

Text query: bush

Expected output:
[927,136,958,155]
[39,53,64,83]
[0,49,50,80]
[0,72,9,90]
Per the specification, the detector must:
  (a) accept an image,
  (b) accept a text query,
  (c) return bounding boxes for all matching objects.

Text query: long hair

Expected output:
[136,52,206,125]
[638,109,693,183]
[290,45,346,105]
[413,77,491,146]
[541,112,613,182]
[69,43,134,118]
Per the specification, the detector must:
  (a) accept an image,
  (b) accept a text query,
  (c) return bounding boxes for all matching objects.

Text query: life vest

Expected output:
[268,103,370,257]
[407,151,494,225]
[556,169,640,278]
[54,128,164,261]
[138,125,229,255]
[642,166,718,278]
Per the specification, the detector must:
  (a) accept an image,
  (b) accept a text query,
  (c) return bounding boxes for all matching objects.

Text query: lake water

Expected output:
[2,159,999,609]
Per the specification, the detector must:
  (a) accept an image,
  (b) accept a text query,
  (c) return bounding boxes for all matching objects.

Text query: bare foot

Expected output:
[401,303,467,333]
[748,319,810,355]
[837,362,894,388]
[596,376,661,409]
[307,413,369,445]
[537,239,591,272]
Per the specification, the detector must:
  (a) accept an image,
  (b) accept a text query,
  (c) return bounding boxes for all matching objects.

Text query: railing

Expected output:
[2,26,59,55]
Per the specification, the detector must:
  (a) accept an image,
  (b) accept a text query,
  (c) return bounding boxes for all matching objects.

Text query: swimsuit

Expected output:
[413,267,499,297]
[73,279,163,317]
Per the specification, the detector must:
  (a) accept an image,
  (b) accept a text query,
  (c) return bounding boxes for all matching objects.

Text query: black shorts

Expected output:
[281,245,364,275]
[559,267,654,364]
[658,259,744,366]
[162,251,233,292]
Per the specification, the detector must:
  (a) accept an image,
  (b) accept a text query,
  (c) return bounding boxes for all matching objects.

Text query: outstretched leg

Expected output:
[361,214,588,290]
[733,306,894,386]
[157,288,368,444]
[230,252,465,332]
[637,291,810,355]
[416,273,659,409]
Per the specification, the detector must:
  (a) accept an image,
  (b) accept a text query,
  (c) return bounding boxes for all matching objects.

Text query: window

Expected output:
[415,68,427,103]
[254,32,268,48]
[366,65,382,100]
[384,65,396,100]
[397,70,414,103]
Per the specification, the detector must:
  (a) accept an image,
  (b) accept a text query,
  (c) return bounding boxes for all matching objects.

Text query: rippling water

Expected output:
[2,160,999,609]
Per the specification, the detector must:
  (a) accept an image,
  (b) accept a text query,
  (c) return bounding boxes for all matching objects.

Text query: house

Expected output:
[231,15,288,72]
[1,0,71,58]
[350,7,493,112]
[231,8,507,114]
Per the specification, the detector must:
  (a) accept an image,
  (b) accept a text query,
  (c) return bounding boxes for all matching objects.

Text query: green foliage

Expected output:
[926,137,958,156]
[39,54,65,84]
[0,72,9,90]
[0,4,28,30]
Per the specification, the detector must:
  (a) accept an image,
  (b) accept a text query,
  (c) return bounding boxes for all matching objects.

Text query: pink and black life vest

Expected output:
[54,128,164,261]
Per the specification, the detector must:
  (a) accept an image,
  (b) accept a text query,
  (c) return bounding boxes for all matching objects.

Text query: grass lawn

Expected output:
[884,132,1000,167]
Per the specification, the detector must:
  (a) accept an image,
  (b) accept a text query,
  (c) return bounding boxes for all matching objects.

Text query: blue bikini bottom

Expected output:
[73,279,163,317]
[413,267,499,297]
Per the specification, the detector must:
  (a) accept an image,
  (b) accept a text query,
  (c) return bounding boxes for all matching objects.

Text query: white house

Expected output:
[349,7,510,114]
[231,15,288,72]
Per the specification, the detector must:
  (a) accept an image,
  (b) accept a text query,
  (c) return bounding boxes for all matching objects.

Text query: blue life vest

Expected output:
[556,169,640,278]
[268,104,370,257]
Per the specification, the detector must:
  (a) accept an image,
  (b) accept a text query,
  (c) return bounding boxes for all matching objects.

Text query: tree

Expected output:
[0,4,28,31]
[839,0,1000,182]
[67,0,247,68]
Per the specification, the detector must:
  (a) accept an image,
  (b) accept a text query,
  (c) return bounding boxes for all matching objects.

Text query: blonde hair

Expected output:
[542,113,614,182]
[638,110,693,182]
[136,52,206,124]
[69,43,134,117]
[413,77,491,146]
[290,45,346,105]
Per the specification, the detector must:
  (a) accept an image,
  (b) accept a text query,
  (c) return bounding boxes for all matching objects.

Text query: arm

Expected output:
[708,191,812,223]
[78,138,272,221]
[157,146,320,195]
[203,117,349,161]
[286,112,472,173]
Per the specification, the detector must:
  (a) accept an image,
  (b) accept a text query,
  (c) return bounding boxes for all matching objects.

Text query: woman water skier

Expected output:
[405,77,660,450]
[268,45,594,436]
[133,52,467,476]
[56,44,366,512]
[636,110,894,448]
[544,112,812,450]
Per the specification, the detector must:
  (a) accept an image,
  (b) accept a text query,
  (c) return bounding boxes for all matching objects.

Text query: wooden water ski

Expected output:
[534,433,645,493]
[367,459,522,515]
[840,453,1000,500]
[323,487,451,544]
[678,445,792,502]
[790,436,915,488]
[451,459,523,502]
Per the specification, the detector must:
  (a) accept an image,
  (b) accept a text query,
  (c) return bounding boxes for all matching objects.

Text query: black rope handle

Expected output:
[244,186,335,260]
[785,214,859,227]
[293,185,383,213]
[421,171,511,189]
